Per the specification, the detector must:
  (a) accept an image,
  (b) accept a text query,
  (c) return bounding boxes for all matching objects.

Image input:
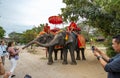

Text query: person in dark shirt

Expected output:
[93,34,120,78]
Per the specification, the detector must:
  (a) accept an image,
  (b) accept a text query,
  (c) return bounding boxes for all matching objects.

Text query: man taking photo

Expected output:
[93,35,120,78]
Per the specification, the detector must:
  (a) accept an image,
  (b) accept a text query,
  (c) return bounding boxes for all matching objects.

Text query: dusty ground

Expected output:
[4,46,107,78]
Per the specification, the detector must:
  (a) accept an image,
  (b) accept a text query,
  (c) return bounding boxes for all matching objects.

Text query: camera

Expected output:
[3,51,6,53]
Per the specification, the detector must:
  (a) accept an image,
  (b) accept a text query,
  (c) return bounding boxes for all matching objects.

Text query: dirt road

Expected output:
[4,46,107,78]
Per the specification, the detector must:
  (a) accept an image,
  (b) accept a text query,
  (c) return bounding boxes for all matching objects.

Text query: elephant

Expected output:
[34,30,78,65]
[75,46,86,60]
[22,33,63,64]
[53,47,63,60]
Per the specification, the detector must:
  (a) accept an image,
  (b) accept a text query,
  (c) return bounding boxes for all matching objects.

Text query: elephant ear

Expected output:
[65,33,73,44]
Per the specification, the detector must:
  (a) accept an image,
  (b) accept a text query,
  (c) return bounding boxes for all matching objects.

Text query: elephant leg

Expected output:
[80,48,86,60]
[69,48,77,65]
[47,47,54,65]
[60,49,63,60]
[54,50,58,60]
[62,49,68,65]
[46,48,48,58]
[76,49,81,60]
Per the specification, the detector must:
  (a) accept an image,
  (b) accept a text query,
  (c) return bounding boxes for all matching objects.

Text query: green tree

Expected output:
[22,30,37,44]
[0,26,5,38]
[61,0,120,36]
[16,24,44,44]
[32,24,44,34]
[61,0,120,57]
[8,32,23,43]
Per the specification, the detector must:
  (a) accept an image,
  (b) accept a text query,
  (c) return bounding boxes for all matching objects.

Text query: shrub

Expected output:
[104,36,116,57]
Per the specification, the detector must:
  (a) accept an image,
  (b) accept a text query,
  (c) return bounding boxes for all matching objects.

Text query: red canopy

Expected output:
[48,16,63,24]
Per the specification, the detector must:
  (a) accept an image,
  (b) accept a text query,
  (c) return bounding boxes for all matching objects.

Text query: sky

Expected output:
[0,0,65,37]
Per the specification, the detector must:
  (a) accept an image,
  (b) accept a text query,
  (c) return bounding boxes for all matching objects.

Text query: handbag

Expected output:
[14,55,19,60]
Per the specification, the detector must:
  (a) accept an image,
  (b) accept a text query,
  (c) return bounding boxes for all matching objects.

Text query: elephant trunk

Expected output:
[36,35,59,47]
[22,33,60,49]
[22,37,39,49]
[33,41,50,47]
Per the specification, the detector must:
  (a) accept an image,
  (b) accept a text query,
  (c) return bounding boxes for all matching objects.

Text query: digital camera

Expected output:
[3,51,6,53]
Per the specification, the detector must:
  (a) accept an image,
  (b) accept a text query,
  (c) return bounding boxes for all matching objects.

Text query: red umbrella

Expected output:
[48,16,63,25]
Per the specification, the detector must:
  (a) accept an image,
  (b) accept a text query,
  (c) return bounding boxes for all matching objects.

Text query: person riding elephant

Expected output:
[67,22,86,60]
[38,23,51,36]
[67,21,77,32]
[37,23,51,57]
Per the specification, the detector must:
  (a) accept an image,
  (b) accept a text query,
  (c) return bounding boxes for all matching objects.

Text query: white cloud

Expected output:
[0,0,65,25]
[0,0,66,35]
[1,0,65,26]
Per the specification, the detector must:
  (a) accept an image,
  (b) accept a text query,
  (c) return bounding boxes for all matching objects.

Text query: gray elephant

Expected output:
[22,33,63,64]
[34,30,77,65]
[75,47,86,60]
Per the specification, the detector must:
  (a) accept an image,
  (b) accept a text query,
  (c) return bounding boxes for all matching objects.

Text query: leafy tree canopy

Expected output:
[61,0,120,57]
[61,0,120,37]
[8,32,23,43]
[0,26,5,38]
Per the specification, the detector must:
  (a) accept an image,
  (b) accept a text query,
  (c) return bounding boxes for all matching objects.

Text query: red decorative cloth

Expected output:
[77,34,86,48]
[55,45,63,49]
[50,28,60,33]
[39,31,46,35]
